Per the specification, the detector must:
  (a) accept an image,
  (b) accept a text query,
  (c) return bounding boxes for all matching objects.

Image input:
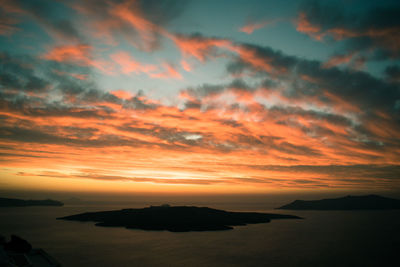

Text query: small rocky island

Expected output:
[0,197,63,207]
[58,205,301,232]
[277,194,400,210]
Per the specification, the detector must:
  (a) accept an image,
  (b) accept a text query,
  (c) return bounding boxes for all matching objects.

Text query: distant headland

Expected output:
[58,205,301,232]
[0,197,64,207]
[277,195,400,210]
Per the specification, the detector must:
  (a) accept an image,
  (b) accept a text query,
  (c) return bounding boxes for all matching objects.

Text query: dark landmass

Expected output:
[0,235,61,266]
[57,205,301,232]
[0,197,63,207]
[277,194,400,210]
[3,235,32,253]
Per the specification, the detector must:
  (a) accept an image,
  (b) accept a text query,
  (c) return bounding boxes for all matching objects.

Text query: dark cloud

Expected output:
[298,1,400,60]
[0,125,156,148]
[0,0,85,42]
[189,84,225,97]
[118,123,201,144]
[270,106,353,126]
[218,119,244,128]
[385,65,400,83]
[0,52,156,114]
[167,39,400,154]
[184,79,255,99]
[183,100,201,110]
[171,34,400,154]
[209,163,400,188]
[236,43,298,74]
[0,51,99,99]
[279,142,321,156]
[233,132,321,156]
[0,97,111,119]
[0,152,51,159]
[0,53,50,92]
[0,1,25,36]
[138,0,186,26]
[174,32,398,125]
[123,93,158,110]
[226,42,400,115]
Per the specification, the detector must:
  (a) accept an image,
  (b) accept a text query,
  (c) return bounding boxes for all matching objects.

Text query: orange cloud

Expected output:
[72,0,170,51]
[296,12,324,40]
[43,44,113,74]
[53,70,88,80]
[323,53,355,68]
[110,51,156,74]
[1,89,399,194]
[181,59,192,72]
[239,20,274,34]
[328,27,400,55]
[150,63,182,79]
[42,44,92,64]
[110,1,161,50]
[231,45,287,74]
[172,34,232,62]
[110,90,132,100]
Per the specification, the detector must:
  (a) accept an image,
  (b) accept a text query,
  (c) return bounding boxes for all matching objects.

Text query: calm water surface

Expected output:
[1,199,399,267]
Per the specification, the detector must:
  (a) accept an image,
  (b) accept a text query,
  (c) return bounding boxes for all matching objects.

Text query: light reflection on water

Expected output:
[1,200,399,267]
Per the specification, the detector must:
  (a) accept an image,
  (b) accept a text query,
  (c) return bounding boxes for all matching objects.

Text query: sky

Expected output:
[0,0,400,196]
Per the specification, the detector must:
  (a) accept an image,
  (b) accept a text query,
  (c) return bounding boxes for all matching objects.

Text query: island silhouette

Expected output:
[58,205,301,232]
[0,197,63,207]
[277,194,400,210]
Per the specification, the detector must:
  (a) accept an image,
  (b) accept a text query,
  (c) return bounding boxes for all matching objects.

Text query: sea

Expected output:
[1,195,399,267]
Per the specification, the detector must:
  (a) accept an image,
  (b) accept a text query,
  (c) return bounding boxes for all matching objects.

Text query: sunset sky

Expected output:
[1,0,400,195]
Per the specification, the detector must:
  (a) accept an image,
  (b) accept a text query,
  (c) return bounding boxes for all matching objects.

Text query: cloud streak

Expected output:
[239,20,274,34]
